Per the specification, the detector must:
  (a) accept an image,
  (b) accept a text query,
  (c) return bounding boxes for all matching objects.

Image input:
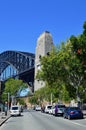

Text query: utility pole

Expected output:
[51,93,52,105]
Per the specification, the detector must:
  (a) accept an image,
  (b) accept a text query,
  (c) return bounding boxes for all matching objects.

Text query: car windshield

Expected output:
[36,105,40,107]
[58,105,65,108]
[12,107,18,110]
[47,106,52,109]
[70,107,80,110]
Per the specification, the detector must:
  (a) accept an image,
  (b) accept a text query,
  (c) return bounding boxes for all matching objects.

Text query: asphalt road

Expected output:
[1,110,86,130]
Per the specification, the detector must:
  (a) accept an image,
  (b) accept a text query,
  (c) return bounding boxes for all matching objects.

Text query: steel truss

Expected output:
[0,50,35,80]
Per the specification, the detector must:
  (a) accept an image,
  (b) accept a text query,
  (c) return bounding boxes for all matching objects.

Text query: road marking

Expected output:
[70,121,86,128]
[58,117,86,128]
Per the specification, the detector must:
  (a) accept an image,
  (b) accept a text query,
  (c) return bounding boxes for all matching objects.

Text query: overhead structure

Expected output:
[0,50,35,85]
[0,31,54,93]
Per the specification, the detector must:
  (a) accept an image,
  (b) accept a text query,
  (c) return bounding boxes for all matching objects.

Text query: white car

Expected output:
[52,104,66,116]
[35,105,41,111]
[44,105,52,113]
[10,105,21,116]
[48,106,54,114]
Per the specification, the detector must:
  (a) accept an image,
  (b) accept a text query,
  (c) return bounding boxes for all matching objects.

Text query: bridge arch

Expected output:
[0,50,35,75]
[0,50,35,91]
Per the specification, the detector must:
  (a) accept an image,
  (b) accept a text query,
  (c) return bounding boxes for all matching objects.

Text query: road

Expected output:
[1,110,86,130]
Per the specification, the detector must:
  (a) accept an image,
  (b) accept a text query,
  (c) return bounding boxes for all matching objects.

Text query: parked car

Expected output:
[63,106,83,120]
[10,105,21,116]
[41,106,45,113]
[19,105,23,112]
[44,105,52,113]
[81,104,86,115]
[52,104,66,116]
[48,106,54,114]
[35,105,41,111]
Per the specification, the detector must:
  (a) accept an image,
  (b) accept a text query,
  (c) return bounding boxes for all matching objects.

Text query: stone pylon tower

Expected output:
[34,31,54,91]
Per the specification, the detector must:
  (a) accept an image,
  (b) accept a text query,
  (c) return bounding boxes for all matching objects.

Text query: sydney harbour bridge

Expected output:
[0,50,35,93]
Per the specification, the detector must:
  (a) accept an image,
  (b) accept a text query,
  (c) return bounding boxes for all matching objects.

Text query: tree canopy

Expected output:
[36,21,86,103]
[1,78,28,102]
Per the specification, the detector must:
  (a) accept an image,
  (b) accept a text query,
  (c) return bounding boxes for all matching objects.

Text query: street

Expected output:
[1,109,86,130]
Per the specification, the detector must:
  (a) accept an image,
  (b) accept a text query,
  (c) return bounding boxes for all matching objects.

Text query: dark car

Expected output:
[63,106,83,120]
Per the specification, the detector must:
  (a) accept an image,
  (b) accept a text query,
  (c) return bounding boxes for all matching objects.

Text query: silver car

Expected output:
[10,105,21,116]
[52,104,66,116]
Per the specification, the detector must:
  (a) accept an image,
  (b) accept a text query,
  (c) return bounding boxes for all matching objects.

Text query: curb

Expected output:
[0,116,11,126]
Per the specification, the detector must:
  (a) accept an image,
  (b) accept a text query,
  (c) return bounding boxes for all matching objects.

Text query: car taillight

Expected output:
[70,111,75,114]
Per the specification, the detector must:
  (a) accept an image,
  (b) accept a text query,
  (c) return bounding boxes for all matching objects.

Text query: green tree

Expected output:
[29,96,38,105]
[1,78,24,102]
[70,21,86,70]
[36,21,86,104]
[5,78,23,95]
[17,98,25,105]
[69,21,86,101]
[36,41,85,102]
[36,48,61,88]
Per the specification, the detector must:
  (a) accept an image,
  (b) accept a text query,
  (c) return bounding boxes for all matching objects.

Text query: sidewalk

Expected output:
[0,111,10,126]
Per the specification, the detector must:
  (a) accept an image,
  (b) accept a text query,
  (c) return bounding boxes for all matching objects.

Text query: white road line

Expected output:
[70,121,86,128]
[58,117,86,128]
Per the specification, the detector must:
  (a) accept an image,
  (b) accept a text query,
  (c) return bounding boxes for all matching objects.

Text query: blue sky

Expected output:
[0,0,86,54]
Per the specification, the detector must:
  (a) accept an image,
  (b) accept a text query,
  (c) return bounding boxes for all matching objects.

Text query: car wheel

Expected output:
[54,112,57,116]
[55,114,57,116]
[81,115,84,119]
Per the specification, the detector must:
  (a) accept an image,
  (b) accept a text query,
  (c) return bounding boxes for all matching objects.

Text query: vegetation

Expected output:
[30,21,86,105]
[1,22,86,106]
[17,98,25,105]
[1,78,28,103]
